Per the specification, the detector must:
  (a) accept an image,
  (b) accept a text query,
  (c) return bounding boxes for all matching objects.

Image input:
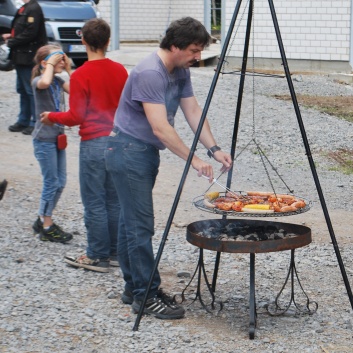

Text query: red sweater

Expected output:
[48,58,128,141]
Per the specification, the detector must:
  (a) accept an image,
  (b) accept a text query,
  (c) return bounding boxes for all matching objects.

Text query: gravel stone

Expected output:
[1,67,353,352]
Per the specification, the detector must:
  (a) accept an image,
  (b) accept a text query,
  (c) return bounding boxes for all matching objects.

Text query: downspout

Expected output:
[350,0,353,70]
[111,0,119,50]
[221,0,226,45]
[204,0,211,33]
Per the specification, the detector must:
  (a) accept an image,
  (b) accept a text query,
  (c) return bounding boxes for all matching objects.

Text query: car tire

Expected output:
[0,41,14,71]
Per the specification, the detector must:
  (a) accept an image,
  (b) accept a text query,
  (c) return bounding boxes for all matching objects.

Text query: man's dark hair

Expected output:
[82,18,110,52]
[160,17,211,50]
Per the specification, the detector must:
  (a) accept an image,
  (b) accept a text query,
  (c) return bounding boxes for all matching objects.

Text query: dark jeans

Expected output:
[79,137,119,260]
[15,65,35,127]
[105,129,161,300]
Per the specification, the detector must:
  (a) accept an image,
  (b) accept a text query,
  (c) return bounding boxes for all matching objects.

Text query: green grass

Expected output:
[273,94,353,124]
[325,149,353,175]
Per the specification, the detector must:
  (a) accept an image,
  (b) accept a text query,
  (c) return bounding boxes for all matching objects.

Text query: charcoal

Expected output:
[245,234,258,241]
[197,223,300,242]
[258,232,269,240]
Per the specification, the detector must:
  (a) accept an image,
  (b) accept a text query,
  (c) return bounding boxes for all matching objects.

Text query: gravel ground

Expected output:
[1,65,353,353]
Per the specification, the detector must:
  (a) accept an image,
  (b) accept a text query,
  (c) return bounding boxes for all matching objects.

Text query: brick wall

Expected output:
[225,0,351,62]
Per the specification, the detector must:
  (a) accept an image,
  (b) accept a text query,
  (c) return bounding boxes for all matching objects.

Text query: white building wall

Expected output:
[98,0,204,42]
[97,0,111,23]
[96,0,352,70]
[224,0,351,62]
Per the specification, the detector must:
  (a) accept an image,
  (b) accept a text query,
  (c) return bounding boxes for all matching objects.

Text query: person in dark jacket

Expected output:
[2,0,47,135]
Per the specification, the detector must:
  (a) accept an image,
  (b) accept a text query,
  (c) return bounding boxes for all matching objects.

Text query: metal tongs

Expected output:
[202,175,239,198]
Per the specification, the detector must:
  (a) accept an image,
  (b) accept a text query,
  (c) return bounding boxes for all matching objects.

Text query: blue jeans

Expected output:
[105,129,161,300]
[33,139,66,217]
[79,136,119,260]
[16,65,35,127]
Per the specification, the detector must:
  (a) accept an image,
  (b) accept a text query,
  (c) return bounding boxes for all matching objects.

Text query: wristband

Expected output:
[207,145,221,158]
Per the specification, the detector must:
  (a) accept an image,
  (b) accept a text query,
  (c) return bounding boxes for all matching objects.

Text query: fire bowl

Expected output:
[186,219,311,253]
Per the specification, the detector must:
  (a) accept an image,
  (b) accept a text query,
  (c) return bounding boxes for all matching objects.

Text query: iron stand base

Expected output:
[176,248,222,313]
[249,253,256,339]
[179,248,317,339]
[265,249,318,316]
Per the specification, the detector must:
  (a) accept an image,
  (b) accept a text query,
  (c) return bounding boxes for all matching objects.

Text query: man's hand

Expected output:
[191,156,214,181]
[40,112,54,125]
[213,150,233,173]
[2,33,11,42]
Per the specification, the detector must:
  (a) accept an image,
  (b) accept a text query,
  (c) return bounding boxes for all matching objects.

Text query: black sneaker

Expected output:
[156,288,178,307]
[39,223,73,243]
[0,179,7,201]
[121,289,134,304]
[22,126,34,135]
[132,295,185,320]
[8,122,27,132]
[32,217,43,234]
[64,254,109,273]
[122,288,175,306]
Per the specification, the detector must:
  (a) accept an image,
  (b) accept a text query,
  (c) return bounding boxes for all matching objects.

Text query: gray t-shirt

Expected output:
[31,75,65,142]
[114,51,194,150]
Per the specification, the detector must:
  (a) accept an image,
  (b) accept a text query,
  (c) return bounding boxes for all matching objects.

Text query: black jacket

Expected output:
[7,0,47,66]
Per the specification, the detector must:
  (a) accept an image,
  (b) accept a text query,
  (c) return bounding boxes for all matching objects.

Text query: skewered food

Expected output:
[203,191,306,214]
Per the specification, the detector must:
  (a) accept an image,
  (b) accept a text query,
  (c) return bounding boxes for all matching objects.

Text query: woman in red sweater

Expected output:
[41,18,128,272]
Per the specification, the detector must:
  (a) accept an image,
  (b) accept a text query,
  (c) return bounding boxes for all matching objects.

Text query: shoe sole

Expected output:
[109,260,120,267]
[39,234,72,243]
[8,124,27,132]
[64,257,109,273]
[131,303,185,320]
[22,130,34,135]
[9,128,26,132]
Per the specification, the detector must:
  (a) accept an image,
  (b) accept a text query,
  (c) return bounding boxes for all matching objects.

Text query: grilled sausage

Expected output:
[280,205,297,213]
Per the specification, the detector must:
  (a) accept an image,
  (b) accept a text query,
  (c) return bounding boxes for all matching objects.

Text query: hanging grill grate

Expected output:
[193,192,311,217]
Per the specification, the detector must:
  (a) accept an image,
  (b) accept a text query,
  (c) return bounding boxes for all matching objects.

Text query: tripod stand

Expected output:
[133,0,353,333]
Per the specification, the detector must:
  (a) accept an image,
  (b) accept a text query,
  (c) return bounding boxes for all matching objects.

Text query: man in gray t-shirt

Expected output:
[114,51,193,150]
[106,17,232,320]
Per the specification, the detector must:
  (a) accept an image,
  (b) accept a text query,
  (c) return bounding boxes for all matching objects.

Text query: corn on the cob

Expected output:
[242,204,270,210]
[241,208,274,213]
[204,191,220,201]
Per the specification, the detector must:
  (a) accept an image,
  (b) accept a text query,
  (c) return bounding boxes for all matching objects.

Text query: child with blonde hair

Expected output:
[31,44,73,243]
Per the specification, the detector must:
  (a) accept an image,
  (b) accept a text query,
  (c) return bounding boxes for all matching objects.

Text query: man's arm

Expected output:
[143,102,230,179]
[180,96,232,172]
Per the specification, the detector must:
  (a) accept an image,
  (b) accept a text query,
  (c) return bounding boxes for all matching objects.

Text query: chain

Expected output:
[221,0,251,75]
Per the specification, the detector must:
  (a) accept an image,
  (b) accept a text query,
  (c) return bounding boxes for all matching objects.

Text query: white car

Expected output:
[0,0,100,71]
